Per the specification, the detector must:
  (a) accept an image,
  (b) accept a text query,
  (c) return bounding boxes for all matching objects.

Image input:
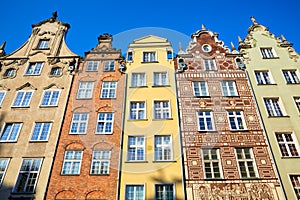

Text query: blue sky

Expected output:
[1,0,300,57]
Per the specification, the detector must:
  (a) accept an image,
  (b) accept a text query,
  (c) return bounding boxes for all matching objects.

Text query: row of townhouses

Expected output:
[0,14,299,200]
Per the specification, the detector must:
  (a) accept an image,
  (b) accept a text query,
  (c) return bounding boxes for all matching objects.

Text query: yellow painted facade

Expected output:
[239,18,300,199]
[119,35,184,199]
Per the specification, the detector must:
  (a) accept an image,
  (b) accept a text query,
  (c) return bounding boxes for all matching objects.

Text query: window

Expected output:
[50,67,62,76]
[130,102,146,120]
[30,122,52,141]
[202,44,212,52]
[86,61,98,71]
[0,158,9,186]
[264,98,284,117]
[221,81,238,96]
[227,111,247,131]
[283,70,300,84]
[255,71,273,84]
[0,91,6,106]
[235,148,257,178]
[40,90,60,106]
[193,81,209,96]
[14,158,42,193]
[154,72,168,86]
[61,151,83,175]
[127,136,145,161]
[37,39,49,49]
[155,135,172,161]
[0,123,22,142]
[12,91,33,107]
[203,59,216,70]
[103,60,115,71]
[197,111,215,131]
[25,62,43,75]
[96,112,114,134]
[127,52,133,61]
[77,82,94,99]
[155,184,174,200]
[167,51,173,59]
[154,101,171,119]
[290,175,300,199]
[90,150,111,175]
[260,48,276,59]
[143,52,156,62]
[294,97,300,113]
[131,73,146,87]
[101,81,117,98]
[276,133,299,157]
[70,113,89,134]
[202,148,222,179]
[4,68,16,77]
[125,185,144,200]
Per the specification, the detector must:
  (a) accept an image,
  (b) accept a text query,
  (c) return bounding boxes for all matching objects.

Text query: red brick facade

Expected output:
[45,34,125,200]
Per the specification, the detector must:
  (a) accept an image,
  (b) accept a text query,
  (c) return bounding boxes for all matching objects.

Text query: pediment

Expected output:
[133,35,169,44]
[16,82,37,91]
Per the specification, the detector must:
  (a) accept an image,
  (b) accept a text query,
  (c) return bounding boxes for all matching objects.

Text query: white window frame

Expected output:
[70,113,89,134]
[276,132,299,157]
[221,81,238,96]
[203,59,216,70]
[103,60,115,71]
[254,71,273,84]
[25,62,44,75]
[155,183,175,200]
[12,90,33,107]
[155,135,172,161]
[283,70,300,84]
[77,81,94,99]
[260,48,277,59]
[4,68,16,77]
[125,184,145,200]
[130,101,146,120]
[90,150,111,175]
[61,150,83,175]
[50,67,62,76]
[192,81,209,97]
[131,73,146,87]
[13,158,42,193]
[154,100,171,119]
[37,39,50,49]
[143,51,156,62]
[0,122,22,142]
[86,61,99,71]
[0,158,10,186]
[101,81,117,98]
[290,175,300,199]
[30,122,52,141]
[127,136,145,161]
[263,98,285,117]
[227,111,247,131]
[202,148,223,179]
[96,112,114,134]
[294,97,300,113]
[0,91,6,106]
[197,111,215,131]
[40,90,60,107]
[153,72,169,86]
[235,148,258,178]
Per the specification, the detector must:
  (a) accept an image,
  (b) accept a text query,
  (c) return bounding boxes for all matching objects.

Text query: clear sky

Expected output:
[1,0,300,57]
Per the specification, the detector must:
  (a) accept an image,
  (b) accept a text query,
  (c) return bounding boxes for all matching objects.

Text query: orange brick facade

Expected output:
[45,34,125,200]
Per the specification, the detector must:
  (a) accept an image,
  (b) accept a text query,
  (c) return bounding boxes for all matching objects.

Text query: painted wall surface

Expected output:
[0,16,79,200]
[239,18,300,200]
[119,35,184,200]
[45,34,125,200]
[175,26,284,200]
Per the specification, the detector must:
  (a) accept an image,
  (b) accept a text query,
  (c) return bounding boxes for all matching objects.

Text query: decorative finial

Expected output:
[230,42,236,51]
[281,34,287,42]
[250,16,257,24]
[52,11,58,20]
[0,41,6,50]
[0,41,6,57]
[238,36,243,43]
[201,24,206,30]
[179,42,183,51]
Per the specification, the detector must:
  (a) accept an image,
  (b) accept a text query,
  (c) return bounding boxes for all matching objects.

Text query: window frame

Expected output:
[254,70,274,85]
[50,67,62,76]
[290,175,300,199]
[100,81,117,98]
[0,91,6,106]
[263,98,285,117]
[153,72,169,86]
[221,80,238,96]
[77,81,94,99]
[202,148,223,179]
[0,158,10,186]
[69,113,89,134]
[260,48,277,59]
[103,60,115,72]
[0,122,23,142]
[196,111,215,131]
[40,90,61,107]
[142,51,157,62]
[125,184,145,200]
[96,112,114,134]
[127,136,145,161]
[30,122,52,142]
[90,150,111,175]
[131,73,146,87]
[227,111,247,131]
[192,81,209,97]
[276,132,299,157]
[235,147,258,179]
[154,135,173,161]
[13,158,43,193]
[4,68,16,78]
[130,101,146,120]
[61,150,83,175]
[282,70,300,84]
[12,90,33,107]
[37,39,50,49]
[294,97,300,113]
[24,62,44,75]
[155,183,175,200]
[86,61,99,72]
[203,59,216,71]
[153,100,171,120]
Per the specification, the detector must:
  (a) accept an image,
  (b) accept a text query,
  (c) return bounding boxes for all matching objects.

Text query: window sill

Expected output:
[60,173,80,176]
[204,178,225,181]
[76,98,93,100]
[262,57,279,59]
[152,85,171,87]
[11,106,30,109]
[281,156,300,159]
[33,48,50,50]
[229,129,249,132]
[240,177,261,180]
[257,83,277,86]
[103,70,116,72]
[128,119,148,121]
[29,140,48,143]
[69,133,87,135]
[129,86,148,88]
[267,115,290,118]
[100,98,117,100]
[198,130,218,133]
[0,141,18,143]
[95,133,113,135]
[90,173,110,176]
[23,74,41,76]
[141,61,159,63]
[286,83,300,85]
[152,160,176,163]
[86,70,99,72]
[194,96,211,98]
[223,95,240,98]
[125,160,148,163]
[39,105,58,108]
[152,118,173,121]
